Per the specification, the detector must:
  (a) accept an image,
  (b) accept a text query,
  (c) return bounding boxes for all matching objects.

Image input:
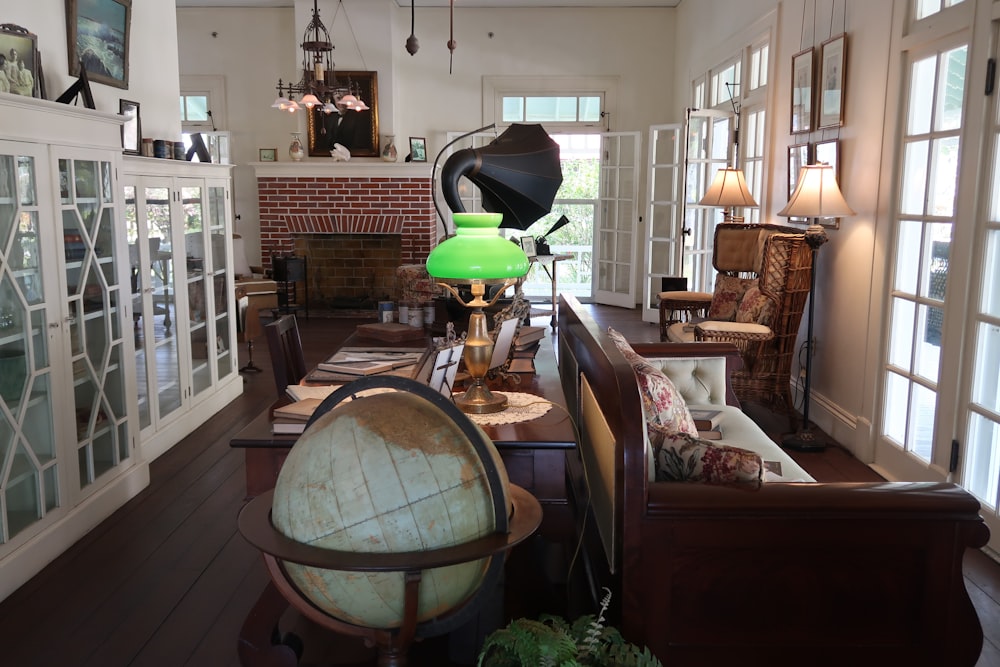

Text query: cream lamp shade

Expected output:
[698,168,758,208]
[778,164,856,218]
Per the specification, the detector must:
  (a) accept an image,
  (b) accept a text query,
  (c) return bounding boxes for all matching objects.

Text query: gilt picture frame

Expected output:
[790,47,814,134]
[306,71,379,158]
[66,0,131,90]
[818,33,847,129]
[0,24,41,98]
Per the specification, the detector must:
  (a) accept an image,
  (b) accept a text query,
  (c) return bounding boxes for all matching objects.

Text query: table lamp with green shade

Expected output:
[426,212,529,414]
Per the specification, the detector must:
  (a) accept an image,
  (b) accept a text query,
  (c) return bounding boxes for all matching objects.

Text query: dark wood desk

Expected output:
[229,332,576,539]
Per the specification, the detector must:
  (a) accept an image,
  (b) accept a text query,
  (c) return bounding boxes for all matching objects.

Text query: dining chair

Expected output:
[264,314,307,398]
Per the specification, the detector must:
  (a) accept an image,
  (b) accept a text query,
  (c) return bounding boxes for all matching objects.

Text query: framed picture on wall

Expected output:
[66,0,132,89]
[305,71,379,158]
[812,139,843,229]
[119,99,140,155]
[786,143,811,224]
[790,47,814,134]
[818,34,847,129]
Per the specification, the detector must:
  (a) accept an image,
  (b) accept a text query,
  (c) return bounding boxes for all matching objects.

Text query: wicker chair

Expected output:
[664,223,812,411]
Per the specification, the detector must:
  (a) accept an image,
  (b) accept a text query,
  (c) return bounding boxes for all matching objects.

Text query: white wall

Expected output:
[176,1,674,264]
[675,0,898,457]
[5,1,182,140]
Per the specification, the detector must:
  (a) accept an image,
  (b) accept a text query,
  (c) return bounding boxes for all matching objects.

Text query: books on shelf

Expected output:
[689,408,722,431]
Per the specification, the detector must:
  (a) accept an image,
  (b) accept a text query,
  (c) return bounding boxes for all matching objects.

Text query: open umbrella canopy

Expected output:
[441,124,563,231]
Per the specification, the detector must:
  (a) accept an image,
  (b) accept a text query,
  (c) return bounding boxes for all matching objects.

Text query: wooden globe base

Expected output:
[237,485,542,667]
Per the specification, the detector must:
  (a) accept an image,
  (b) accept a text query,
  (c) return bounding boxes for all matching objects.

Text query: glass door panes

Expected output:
[57,156,129,490]
[140,184,182,423]
[0,145,58,544]
[593,132,640,308]
[683,109,733,293]
[181,183,211,396]
[643,124,683,323]
[124,186,150,430]
[207,185,233,382]
[878,42,968,479]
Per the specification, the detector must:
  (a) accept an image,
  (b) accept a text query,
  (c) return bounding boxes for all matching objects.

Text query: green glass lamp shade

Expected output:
[426,213,529,281]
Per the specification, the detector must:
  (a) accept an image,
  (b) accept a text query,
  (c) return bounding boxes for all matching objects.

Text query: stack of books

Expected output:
[689,408,723,440]
[508,325,546,374]
[271,397,324,434]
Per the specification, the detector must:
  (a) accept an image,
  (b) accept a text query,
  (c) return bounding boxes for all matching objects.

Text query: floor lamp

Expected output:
[777,164,855,450]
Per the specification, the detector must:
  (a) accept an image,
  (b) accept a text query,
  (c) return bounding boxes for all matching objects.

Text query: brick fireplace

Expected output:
[255,162,436,308]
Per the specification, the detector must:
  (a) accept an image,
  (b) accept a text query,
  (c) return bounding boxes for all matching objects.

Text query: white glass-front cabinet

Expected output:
[121,159,240,460]
[0,96,149,603]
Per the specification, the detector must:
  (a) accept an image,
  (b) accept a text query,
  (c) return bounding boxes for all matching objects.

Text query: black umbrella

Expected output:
[441,124,563,230]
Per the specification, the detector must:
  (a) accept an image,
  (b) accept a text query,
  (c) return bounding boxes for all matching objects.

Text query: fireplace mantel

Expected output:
[252,160,434,179]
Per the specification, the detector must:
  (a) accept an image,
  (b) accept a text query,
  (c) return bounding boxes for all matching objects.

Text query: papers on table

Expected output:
[318,349,425,376]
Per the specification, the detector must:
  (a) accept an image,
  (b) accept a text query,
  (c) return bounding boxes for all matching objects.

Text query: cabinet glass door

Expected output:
[180,183,213,396]
[57,156,130,490]
[0,147,58,544]
[140,184,182,422]
[207,185,234,382]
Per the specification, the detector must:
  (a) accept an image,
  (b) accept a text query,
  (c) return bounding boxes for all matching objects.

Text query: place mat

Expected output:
[467,392,553,426]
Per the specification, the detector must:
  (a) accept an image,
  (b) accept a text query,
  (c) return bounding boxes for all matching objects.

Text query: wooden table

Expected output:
[230,330,576,539]
[230,331,576,665]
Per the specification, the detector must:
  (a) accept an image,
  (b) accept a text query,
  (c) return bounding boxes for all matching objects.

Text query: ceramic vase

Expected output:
[289,133,305,161]
[381,135,398,162]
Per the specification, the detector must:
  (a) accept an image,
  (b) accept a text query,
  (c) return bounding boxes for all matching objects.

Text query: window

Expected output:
[180,93,210,125]
[915,0,965,21]
[710,58,741,108]
[500,95,603,125]
[179,75,227,132]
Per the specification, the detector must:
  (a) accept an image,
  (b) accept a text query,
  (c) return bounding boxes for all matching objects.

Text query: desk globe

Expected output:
[270,389,512,629]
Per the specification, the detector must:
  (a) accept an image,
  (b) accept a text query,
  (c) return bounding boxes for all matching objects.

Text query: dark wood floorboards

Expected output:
[0,304,997,666]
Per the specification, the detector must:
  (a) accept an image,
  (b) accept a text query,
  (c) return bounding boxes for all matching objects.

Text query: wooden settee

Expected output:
[557,294,990,666]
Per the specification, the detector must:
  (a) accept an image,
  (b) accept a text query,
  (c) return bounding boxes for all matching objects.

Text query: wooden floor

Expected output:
[1,304,997,666]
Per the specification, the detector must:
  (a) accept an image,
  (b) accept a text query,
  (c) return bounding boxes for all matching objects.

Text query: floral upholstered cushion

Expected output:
[607,328,698,436]
[707,275,755,321]
[648,422,764,485]
[735,284,775,326]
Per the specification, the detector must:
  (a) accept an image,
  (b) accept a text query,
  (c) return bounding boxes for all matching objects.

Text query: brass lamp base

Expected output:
[455,383,508,414]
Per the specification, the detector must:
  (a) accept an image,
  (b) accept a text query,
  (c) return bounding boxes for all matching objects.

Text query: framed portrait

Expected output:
[790,47,814,134]
[520,236,537,257]
[306,71,379,158]
[119,99,140,155]
[258,148,277,162]
[813,139,842,229]
[409,136,428,162]
[818,34,847,129]
[788,143,810,198]
[66,0,131,89]
[0,24,42,98]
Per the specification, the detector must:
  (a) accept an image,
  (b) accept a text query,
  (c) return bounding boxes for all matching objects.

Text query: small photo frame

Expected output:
[119,99,140,155]
[818,33,847,129]
[258,148,277,162]
[520,236,537,257]
[790,47,814,134]
[409,136,427,162]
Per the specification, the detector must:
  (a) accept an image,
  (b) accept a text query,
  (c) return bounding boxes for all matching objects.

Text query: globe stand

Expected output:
[238,486,541,667]
[237,376,542,667]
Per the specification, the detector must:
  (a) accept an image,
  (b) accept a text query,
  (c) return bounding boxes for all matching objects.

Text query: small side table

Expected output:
[657,290,712,341]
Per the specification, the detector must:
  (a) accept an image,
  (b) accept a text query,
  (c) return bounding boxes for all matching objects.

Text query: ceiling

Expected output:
[174,1,682,8]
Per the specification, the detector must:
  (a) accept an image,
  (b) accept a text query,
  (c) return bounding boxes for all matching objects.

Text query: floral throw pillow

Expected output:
[607,328,698,436]
[735,284,775,326]
[707,275,755,321]
[648,423,763,485]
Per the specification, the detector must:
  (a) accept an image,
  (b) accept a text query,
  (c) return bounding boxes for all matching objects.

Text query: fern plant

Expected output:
[477,588,663,667]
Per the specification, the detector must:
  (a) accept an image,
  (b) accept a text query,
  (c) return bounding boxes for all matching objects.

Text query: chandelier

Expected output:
[271,0,369,114]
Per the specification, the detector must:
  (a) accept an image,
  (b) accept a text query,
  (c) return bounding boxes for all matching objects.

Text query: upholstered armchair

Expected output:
[662,223,813,411]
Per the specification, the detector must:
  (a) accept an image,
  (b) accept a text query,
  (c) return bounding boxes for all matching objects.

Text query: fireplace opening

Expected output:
[291,233,402,311]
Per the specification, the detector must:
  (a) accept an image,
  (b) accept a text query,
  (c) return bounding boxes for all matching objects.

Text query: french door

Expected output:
[593,132,640,308]
[642,124,683,323]
[875,3,1000,553]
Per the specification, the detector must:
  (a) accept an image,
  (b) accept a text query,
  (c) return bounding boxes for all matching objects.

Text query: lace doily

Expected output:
[467,392,553,426]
